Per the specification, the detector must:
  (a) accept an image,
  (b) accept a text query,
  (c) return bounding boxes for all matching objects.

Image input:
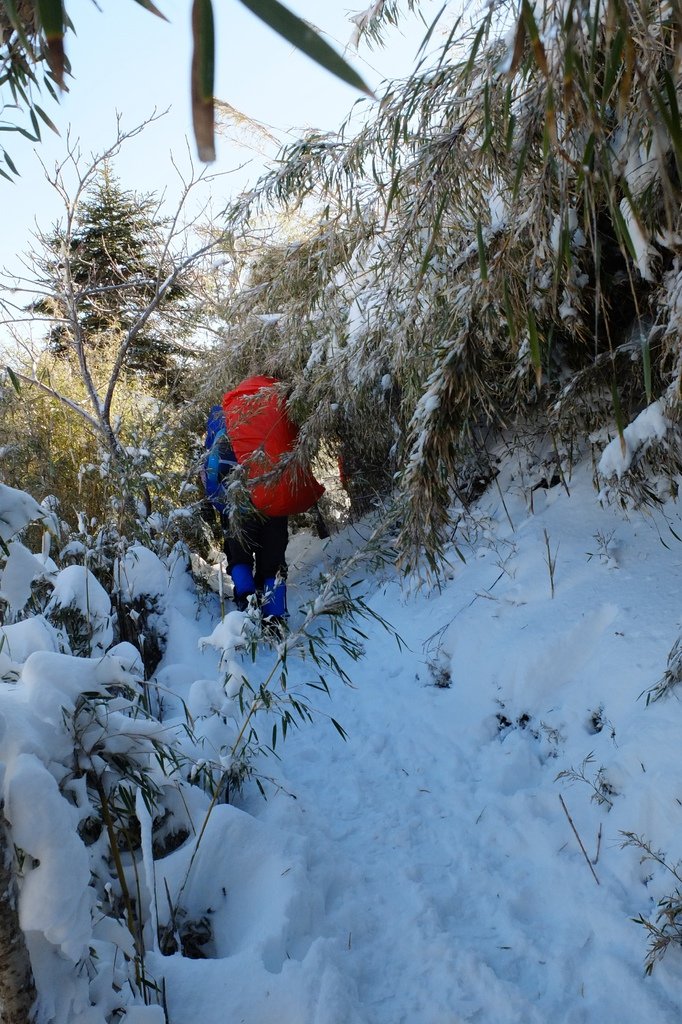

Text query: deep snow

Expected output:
[4,453,682,1022]
[151,458,682,1022]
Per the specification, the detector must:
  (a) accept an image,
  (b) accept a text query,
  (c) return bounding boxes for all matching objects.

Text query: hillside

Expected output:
[4,449,682,1022]
[153,455,682,1024]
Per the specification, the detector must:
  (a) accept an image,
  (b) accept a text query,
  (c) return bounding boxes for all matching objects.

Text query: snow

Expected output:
[8,752,92,960]
[0,541,52,615]
[0,615,64,665]
[620,196,658,282]
[115,545,169,601]
[0,482,49,542]
[253,313,284,324]
[45,564,114,654]
[3,457,682,1020]
[598,399,669,479]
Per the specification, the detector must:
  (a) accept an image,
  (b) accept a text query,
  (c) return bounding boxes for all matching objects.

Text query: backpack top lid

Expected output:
[222,376,324,516]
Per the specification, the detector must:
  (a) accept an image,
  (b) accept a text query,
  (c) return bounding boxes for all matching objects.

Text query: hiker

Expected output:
[201,376,324,620]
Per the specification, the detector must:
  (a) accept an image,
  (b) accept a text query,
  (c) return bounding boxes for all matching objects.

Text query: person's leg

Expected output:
[256,516,289,618]
[222,514,259,609]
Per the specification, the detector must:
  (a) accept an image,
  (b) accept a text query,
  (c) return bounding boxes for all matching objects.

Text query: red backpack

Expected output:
[222,376,325,516]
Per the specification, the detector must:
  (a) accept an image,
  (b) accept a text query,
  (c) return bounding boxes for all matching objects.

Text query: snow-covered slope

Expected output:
[4,458,682,1022]
[151,458,682,1023]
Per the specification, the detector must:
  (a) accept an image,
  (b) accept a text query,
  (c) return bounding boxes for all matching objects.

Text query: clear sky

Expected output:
[1,1,438,282]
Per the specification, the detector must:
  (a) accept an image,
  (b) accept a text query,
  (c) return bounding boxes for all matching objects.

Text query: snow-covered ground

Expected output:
[4,453,682,1022]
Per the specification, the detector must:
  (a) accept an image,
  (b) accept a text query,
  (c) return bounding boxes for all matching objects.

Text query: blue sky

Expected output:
[1,1,436,281]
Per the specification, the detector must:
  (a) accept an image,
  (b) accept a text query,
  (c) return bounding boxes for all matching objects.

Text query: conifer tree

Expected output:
[36,162,192,398]
[2,119,223,523]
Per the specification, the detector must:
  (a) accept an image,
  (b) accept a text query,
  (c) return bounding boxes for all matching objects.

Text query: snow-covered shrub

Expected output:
[114,545,170,677]
[44,564,114,657]
[0,482,58,622]
[0,473,410,1020]
[185,0,682,570]
[2,643,201,1022]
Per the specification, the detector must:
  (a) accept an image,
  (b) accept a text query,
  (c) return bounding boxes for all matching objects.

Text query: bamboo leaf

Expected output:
[41,69,59,101]
[512,139,529,199]
[236,0,373,97]
[601,26,624,106]
[618,27,635,115]
[508,11,526,77]
[330,717,348,741]
[562,20,575,108]
[33,102,59,134]
[527,308,542,389]
[522,0,548,77]
[131,0,169,18]
[29,108,42,141]
[34,0,65,88]
[476,220,488,282]
[191,0,215,161]
[464,19,487,79]
[647,79,679,174]
[383,168,402,221]
[503,281,517,343]
[611,200,637,263]
[662,69,682,171]
[481,80,492,151]
[435,10,463,73]
[4,151,18,175]
[505,111,516,153]
[418,190,449,277]
[545,83,557,146]
[417,2,447,61]
[2,127,40,146]
[3,0,37,58]
[6,365,24,397]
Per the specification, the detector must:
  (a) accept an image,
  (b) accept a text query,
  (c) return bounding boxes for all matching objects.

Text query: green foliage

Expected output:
[195,0,682,571]
[236,0,372,95]
[33,163,195,398]
[0,0,65,180]
[0,357,199,534]
[0,123,223,536]
[0,0,370,167]
[0,446,404,1015]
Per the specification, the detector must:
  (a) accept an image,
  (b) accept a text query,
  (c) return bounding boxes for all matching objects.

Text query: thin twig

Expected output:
[494,474,515,532]
[559,794,600,885]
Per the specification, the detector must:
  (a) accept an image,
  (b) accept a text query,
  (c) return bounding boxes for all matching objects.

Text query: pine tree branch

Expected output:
[102,237,221,420]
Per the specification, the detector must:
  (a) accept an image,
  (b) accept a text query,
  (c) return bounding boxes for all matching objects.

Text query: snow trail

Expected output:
[154,462,682,1022]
